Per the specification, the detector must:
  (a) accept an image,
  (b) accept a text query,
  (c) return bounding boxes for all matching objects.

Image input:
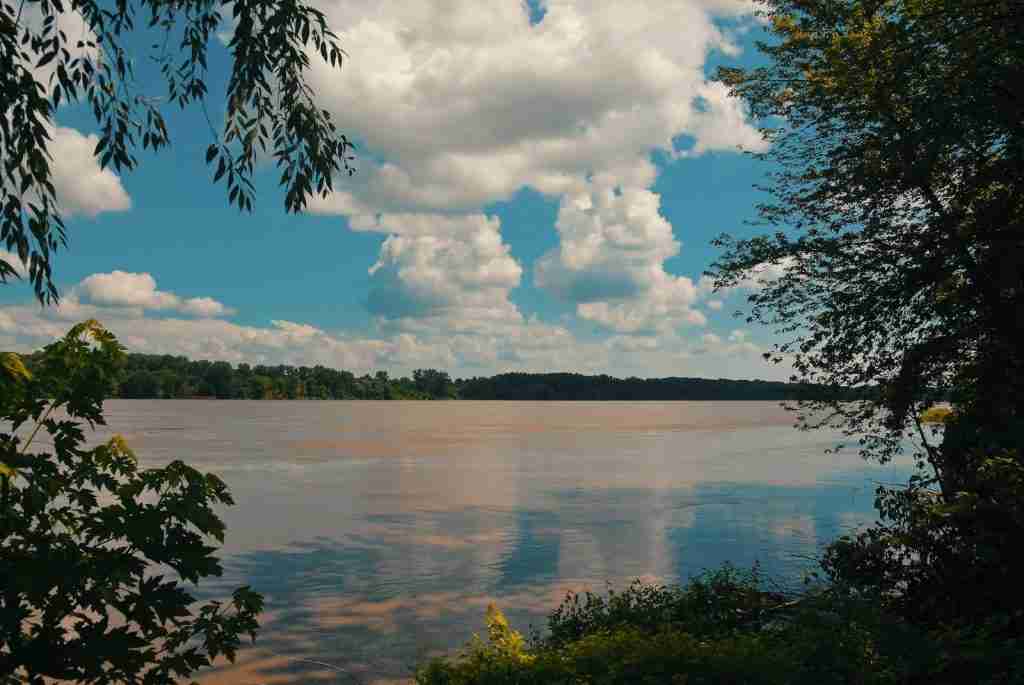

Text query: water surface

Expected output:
[91,400,914,684]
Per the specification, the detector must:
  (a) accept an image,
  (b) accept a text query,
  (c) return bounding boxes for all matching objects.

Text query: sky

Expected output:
[0,0,794,381]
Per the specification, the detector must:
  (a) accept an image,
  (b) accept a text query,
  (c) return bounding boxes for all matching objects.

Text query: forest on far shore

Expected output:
[12,350,868,401]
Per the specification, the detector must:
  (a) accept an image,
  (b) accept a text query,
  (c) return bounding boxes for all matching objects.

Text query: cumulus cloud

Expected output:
[1,1,781,381]
[535,182,709,333]
[179,297,232,318]
[0,299,786,379]
[0,302,581,376]
[76,271,233,317]
[11,8,131,218]
[698,257,798,297]
[366,214,522,326]
[4,124,132,218]
[301,0,767,339]
[691,327,760,358]
[48,126,132,217]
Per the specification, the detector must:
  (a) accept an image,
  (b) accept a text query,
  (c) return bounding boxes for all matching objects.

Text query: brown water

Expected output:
[87,400,914,684]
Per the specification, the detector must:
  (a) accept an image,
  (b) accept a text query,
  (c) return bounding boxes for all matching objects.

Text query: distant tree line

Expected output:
[100,353,456,400]
[455,372,866,401]
[12,351,868,401]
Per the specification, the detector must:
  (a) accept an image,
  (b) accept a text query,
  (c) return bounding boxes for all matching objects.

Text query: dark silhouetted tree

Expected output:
[1,0,355,303]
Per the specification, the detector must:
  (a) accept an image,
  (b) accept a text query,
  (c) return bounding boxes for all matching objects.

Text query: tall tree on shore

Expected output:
[710,0,1024,660]
[1,0,355,303]
[711,0,1023,491]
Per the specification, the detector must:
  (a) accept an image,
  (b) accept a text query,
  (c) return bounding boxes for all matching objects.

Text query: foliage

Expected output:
[1,0,355,303]
[538,565,783,649]
[413,368,457,400]
[16,351,444,400]
[415,568,936,685]
[710,2,1024,680]
[454,372,863,401]
[10,351,869,400]
[822,450,1024,682]
[710,0,1024,482]
[0,320,263,683]
[918,406,952,425]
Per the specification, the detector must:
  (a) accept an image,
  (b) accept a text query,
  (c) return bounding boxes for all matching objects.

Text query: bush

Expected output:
[822,451,1024,684]
[539,565,782,649]
[918,406,953,425]
[0,321,262,684]
[415,567,927,685]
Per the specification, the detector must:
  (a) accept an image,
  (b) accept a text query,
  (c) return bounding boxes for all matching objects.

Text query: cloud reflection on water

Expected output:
[84,401,918,683]
[195,470,913,685]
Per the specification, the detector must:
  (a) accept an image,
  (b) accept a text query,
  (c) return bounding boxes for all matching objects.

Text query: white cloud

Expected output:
[535,182,709,333]
[302,0,766,340]
[699,257,796,296]
[179,297,232,318]
[728,328,748,342]
[0,311,16,332]
[48,125,133,217]
[76,271,233,318]
[676,81,767,157]
[366,214,522,327]
[7,123,134,219]
[270,320,325,340]
[6,9,131,219]
[22,5,99,93]
[0,297,788,380]
[690,326,761,358]
[1,1,783,382]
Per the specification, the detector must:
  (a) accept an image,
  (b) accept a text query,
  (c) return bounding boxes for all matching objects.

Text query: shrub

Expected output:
[822,451,1024,684]
[415,567,924,685]
[539,564,782,649]
[918,406,953,425]
[0,321,262,684]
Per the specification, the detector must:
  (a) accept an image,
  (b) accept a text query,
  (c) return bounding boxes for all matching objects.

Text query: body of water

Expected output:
[88,400,915,684]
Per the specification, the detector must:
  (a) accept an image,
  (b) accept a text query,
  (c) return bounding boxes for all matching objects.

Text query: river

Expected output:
[87,400,915,684]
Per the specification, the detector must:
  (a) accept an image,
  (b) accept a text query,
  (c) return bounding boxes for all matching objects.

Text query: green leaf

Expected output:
[213,157,226,183]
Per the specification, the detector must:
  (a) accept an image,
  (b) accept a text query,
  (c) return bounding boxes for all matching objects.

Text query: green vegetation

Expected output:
[417,567,937,685]
[706,1,1024,673]
[918,406,953,425]
[4,0,352,677]
[419,0,1024,681]
[0,321,261,683]
[455,372,865,401]
[419,553,1022,684]
[1,0,354,303]
[108,353,455,400]
[3,0,1021,680]
[12,351,867,400]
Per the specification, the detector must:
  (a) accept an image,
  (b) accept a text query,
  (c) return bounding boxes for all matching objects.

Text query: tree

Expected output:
[709,0,1024,672]
[710,0,1023,493]
[120,368,160,398]
[0,320,262,683]
[204,360,234,399]
[413,368,455,399]
[1,0,356,303]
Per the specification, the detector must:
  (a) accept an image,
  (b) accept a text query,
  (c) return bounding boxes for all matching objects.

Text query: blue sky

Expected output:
[0,0,792,380]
